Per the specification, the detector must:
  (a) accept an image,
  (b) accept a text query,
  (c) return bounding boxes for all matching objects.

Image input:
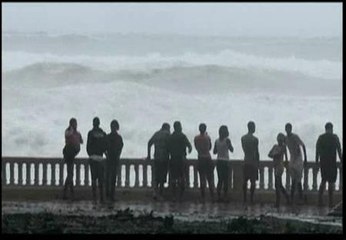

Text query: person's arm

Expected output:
[284,145,288,161]
[213,140,217,155]
[315,137,320,164]
[65,127,74,138]
[185,135,192,154]
[297,135,307,164]
[79,132,84,144]
[335,135,342,163]
[226,138,234,153]
[118,136,124,159]
[255,138,260,165]
[194,137,198,153]
[147,134,155,160]
[86,131,92,156]
[241,137,245,154]
[284,145,289,168]
[208,136,212,151]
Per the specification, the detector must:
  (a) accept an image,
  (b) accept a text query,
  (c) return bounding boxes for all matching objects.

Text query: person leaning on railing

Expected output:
[147,122,171,200]
[62,118,83,200]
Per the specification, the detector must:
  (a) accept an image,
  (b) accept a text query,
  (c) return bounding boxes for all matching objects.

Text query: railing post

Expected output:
[125,163,130,187]
[143,163,148,188]
[9,162,15,186]
[268,167,273,190]
[228,163,233,190]
[84,162,89,187]
[76,162,81,187]
[59,162,64,186]
[285,167,290,190]
[51,163,56,186]
[312,166,318,191]
[303,166,309,191]
[42,163,48,186]
[117,162,122,187]
[339,165,343,191]
[18,162,23,186]
[2,161,7,185]
[152,161,156,188]
[34,163,39,186]
[259,166,264,190]
[193,164,198,189]
[26,163,31,186]
[134,164,139,187]
[185,161,190,189]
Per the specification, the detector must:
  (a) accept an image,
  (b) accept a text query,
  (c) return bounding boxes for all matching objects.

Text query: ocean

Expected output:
[2,32,342,161]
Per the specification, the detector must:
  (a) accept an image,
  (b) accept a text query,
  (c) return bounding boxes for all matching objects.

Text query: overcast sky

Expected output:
[2,2,342,37]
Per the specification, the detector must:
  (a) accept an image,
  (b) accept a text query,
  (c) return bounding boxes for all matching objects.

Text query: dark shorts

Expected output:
[169,157,186,181]
[154,159,168,183]
[321,166,337,183]
[243,164,258,181]
[89,159,105,182]
[63,145,80,163]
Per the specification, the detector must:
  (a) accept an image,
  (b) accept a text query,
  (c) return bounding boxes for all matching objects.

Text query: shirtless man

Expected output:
[285,123,307,204]
[241,121,259,204]
[316,122,342,208]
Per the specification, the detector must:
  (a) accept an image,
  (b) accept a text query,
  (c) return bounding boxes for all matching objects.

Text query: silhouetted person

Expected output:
[62,118,83,200]
[213,125,233,202]
[241,121,259,205]
[105,120,123,201]
[147,123,171,200]
[316,122,342,208]
[87,117,107,203]
[194,123,215,202]
[168,121,192,202]
[268,133,290,208]
[285,123,307,204]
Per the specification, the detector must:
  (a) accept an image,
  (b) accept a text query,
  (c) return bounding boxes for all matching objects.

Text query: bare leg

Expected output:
[250,179,256,204]
[243,180,248,204]
[318,180,326,206]
[328,182,335,208]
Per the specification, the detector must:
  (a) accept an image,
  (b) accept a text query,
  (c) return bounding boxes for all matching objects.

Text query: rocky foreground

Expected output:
[2,208,342,234]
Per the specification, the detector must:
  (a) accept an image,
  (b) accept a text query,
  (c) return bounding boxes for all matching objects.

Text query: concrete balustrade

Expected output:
[2,157,342,193]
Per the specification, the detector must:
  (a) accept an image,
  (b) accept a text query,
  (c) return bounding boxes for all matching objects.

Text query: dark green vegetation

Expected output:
[2,208,342,234]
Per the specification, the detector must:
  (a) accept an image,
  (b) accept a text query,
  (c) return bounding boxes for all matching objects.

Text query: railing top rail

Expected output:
[1,156,342,167]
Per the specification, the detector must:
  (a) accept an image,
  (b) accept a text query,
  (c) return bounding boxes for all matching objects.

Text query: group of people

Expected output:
[62,117,342,208]
[62,117,123,202]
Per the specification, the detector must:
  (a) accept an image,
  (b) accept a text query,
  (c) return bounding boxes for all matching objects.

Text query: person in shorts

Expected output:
[241,121,259,204]
[147,123,171,200]
[268,133,290,207]
[194,123,215,202]
[316,122,342,208]
[285,123,307,204]
[63,118,83,200]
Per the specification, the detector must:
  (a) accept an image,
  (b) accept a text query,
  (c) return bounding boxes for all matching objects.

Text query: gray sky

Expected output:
[2,2,342,37]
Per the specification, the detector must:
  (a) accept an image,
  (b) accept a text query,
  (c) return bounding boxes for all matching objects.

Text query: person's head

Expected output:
[325,122,333,134]
[285,123,292,135]
[93,117,100,127]
[199,123,207,134]
[69,118,77,130]
[161,122,170,132]
[247,121,255,134]
[173,121,182,133]
[219,125,229,139]
[110,119,119,132]
[277,133,285,145]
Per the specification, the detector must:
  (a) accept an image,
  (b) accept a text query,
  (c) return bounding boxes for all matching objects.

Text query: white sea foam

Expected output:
[3,49,341,80]
[2,34,343,162]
